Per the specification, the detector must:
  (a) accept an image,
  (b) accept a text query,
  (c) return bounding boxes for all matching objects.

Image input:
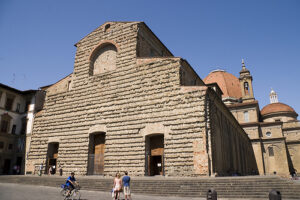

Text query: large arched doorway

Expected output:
[88,132,106,175]
[145,134,164,176]
[46,142,59,174]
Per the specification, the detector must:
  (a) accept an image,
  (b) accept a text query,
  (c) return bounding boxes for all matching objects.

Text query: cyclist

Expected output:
[65,172,78,197]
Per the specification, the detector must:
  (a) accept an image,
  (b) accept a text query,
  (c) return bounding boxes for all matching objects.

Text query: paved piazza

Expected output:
[0,183,207,200]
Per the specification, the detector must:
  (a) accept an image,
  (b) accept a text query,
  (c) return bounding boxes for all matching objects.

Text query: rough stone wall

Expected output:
[136,23,172,58]
[180,61,205,86]
[206,89,258,176]
[46,74,73,96]
[283,121,300,175]
[28,22,210,176]
[262,139,290,176]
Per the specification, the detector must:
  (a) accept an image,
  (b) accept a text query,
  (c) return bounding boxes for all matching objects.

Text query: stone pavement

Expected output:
[0,182,265,200]
[0,182,204,200]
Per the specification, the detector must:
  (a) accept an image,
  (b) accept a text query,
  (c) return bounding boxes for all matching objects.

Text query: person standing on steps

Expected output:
[122,171,132,200]
[113,173,122,200]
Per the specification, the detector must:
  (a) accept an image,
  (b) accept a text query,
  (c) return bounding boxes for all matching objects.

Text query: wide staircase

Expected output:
[0,175,300,199]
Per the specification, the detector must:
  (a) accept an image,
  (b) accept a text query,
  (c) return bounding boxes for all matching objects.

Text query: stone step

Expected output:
[0,175,299,199]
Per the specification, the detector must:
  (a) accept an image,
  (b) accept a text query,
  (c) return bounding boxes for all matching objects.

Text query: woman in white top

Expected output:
[113,173,122,200]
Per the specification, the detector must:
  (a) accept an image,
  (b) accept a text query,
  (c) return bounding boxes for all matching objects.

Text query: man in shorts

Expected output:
[122,171,131,200]
[65,172,77,197]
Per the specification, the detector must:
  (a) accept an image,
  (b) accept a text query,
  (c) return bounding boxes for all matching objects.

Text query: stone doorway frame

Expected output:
[145,134,164,176]
[46,142,59,175]
[140,123,171,176]
[87,125,107,175]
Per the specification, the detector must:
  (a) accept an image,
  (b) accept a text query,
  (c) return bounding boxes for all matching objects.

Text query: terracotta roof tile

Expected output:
[261,102,297,116]
[203,70,242,99]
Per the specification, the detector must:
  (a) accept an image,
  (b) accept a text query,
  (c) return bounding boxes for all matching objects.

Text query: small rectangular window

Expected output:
[1,120,9,133]
[11,125,16,134]
[268,146,274,157]
[16,103,21,113]
[244,111,249,122]
[25,101,30,112]
[21,118,27,135]
[8,144,13,150]
[0,142,4,149]
[5,97,14,110]
[68,80,72,91]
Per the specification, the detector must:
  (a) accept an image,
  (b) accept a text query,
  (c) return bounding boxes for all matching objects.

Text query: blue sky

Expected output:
[1,0,300,113]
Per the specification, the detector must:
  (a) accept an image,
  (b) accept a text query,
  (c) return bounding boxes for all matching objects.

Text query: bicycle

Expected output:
[60,184,81,200]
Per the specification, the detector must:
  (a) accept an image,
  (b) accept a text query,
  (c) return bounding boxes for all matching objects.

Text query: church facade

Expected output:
[25,22,257,176]
[204,61,300,176]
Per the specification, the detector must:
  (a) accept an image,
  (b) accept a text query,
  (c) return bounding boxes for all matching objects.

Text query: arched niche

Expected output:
[90,42,118,75]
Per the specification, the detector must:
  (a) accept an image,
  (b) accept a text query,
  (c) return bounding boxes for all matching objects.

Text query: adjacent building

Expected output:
[0,83,44,174]
[204,60,300,176]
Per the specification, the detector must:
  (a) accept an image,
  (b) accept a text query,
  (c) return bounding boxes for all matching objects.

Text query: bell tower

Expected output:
[270,88,278,103]
[239,59,255,102]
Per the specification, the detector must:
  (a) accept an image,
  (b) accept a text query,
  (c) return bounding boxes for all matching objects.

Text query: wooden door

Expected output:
[147,155,151,176]
[94,143,105,174]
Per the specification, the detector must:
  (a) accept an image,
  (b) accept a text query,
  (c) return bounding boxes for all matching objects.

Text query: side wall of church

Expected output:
[283,121,300,175]
[207,90,258,176]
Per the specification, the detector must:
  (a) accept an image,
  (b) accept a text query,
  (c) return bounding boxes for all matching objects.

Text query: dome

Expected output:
[261,102,297,116]
[203,70,242,99]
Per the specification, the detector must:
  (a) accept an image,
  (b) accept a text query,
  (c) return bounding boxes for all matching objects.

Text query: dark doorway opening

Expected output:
[16,157,22,174]
[146,134,164,176]
[88,133,105,175]
[46,142,59,174]
[3,159,11,174]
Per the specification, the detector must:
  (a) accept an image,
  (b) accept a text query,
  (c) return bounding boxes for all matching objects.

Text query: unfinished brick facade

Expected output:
[26,22,257,176]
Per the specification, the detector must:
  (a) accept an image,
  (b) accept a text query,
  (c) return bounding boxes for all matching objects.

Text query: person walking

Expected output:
[122,171,131,200]
[52,165,56,174]
[48,166,52,175]
[59,164,63,176]
[38,163,43,176]
[113,173,122,200]
[13,165,17,175]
